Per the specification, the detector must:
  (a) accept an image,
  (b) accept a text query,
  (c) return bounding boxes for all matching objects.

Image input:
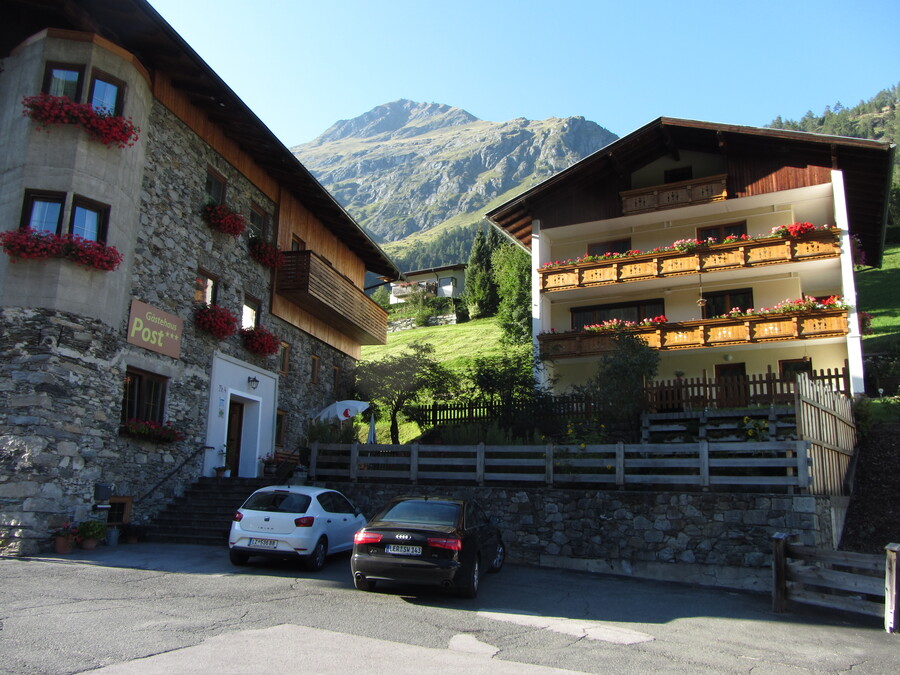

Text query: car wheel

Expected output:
[306,537,327,572]
[488,541,505,573]
[354,574,376,592]
[457,555,480,598]
[229,549,249,566]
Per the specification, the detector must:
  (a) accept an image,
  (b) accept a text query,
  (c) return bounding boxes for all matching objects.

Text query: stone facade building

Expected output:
[0,0,398,555]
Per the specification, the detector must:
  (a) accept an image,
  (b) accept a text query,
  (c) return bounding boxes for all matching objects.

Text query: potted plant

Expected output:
[214,465,227,478]
[51,522,78,554]
[261,452,277,476]
[248,235,284,269]
[240,325,280,356]
[78,520,107,550]
[194,303,239,339]
[201,203,246,237]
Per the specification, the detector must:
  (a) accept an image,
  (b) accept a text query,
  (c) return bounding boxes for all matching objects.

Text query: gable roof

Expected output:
[487,117,895,267]
[2,0,399,279]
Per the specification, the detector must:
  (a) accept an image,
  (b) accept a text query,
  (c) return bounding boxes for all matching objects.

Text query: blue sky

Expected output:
[146,0,899,147]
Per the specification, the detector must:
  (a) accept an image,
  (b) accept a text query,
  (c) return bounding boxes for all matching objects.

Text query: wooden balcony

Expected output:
[539,230,841,293]
[538,309,848,359]
[620,173,728,215]
[275,250,388,345]
[392,281,437,298]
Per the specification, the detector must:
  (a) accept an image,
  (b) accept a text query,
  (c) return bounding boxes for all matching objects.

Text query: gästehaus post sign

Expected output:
[127,299,183,359]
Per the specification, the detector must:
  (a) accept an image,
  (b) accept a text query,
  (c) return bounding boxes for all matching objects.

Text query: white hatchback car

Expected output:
[228,485,366,571]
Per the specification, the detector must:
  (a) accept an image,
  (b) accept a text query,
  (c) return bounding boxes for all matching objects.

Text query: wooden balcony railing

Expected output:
[392,281,437,298]
[539,230,841,293]
[275,250,388,345]
[538,309,848,359]
[620,173,728,215]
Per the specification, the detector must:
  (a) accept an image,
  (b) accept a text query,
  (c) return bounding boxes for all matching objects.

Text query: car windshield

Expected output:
[379,500,460,526]
[242,492,311,514]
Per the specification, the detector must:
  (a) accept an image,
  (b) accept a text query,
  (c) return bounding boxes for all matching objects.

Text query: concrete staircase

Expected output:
[145,477,275,546]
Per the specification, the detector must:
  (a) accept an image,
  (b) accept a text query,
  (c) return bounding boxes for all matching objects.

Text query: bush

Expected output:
[78,520,107,541]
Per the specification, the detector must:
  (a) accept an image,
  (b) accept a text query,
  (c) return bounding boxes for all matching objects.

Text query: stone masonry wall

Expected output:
[0,101,355,556]
[325,481,834,592]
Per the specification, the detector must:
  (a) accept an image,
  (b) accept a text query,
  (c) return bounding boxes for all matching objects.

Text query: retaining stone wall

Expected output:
[325,481,835,592]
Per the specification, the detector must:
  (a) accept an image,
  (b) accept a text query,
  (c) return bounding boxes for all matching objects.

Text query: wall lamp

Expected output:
[247,376,260,390]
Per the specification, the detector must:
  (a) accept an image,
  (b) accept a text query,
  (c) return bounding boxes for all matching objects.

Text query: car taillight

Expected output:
[354,531,382,545]
[426,536,462,551]
[232,511,243,522]
[294,516,315,527]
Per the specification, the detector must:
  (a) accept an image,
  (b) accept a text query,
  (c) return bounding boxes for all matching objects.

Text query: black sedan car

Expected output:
[351,496,504,598]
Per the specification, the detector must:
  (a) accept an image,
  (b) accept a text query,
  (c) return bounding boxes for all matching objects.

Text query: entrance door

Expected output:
[715,363,748,408]
[226,400,244,474]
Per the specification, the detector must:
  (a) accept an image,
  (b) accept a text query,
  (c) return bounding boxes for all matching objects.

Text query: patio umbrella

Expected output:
[316,400,369,422]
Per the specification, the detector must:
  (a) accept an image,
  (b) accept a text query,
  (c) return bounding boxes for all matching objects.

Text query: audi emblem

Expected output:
[395,533,411,540]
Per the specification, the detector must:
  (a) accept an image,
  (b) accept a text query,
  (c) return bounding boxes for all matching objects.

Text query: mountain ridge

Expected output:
[291,100,617,256]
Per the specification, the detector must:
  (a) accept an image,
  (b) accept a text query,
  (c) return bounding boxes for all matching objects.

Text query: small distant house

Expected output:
[389,264,466,305]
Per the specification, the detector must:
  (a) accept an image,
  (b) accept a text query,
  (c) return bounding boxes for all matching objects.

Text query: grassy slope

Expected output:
[357,317,504,443]
[857,243,900,353]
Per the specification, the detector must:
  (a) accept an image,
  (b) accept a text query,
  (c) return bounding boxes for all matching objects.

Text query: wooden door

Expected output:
[226,400,244,474]
[715,363,748,408]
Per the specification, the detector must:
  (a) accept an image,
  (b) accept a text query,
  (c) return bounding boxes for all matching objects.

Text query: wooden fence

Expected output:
[795,373,857,496]
[772,534,900,633]
[309,439,814,491]
[645,364,850,412]
[417,365,851,425]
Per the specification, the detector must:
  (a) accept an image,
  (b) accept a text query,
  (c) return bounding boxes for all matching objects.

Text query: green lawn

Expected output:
[360,316,506,373]
[857,243,900,354]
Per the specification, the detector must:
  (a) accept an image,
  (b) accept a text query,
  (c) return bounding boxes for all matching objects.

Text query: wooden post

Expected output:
[309,441,319,480]
[886,543,900,634]
[476,442,485,485]
[349,443,359,482]
[772,532,792,612]
[410,443,419,484]
[796,441,810,491]
[699,439,709,488]
[545,444,554,485]
[615,442,625,487]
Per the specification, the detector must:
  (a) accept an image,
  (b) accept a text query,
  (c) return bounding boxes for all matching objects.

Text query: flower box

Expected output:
[121,418,185,443]
[241,325,280,356]
[248,236,284,269]
[0,228,123,271]
[194,303,239,339]
[22,93,140,148]
[201,204,246,237]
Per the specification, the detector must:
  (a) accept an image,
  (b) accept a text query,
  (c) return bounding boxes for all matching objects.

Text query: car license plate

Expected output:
[385,544,421,556]
[248,538,278,549]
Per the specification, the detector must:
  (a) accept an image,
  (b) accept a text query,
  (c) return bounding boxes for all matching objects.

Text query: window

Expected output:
[275,409,287,447]
[70,196,109,242]
[310,355,320,384]
[248,203,270,240]
[21,190,65,234]
[278,342,291,375]
[697,222,746,241]
[242,295,260,329]
[205,168,226,205]
[291,236,306,252]
[588,238,632,256]
[42,63,84,100]
[121,367,168,424]
[333,366,341,393]
[89,71,124,116]
[780,358,812,379]
[571,298,665,330]
[195,270,219,305]
[317,491,356,514]
[702,288,753,319]
[664,166,692,183]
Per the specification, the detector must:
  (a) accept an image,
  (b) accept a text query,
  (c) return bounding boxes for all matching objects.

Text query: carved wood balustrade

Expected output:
[538,309,848,359]
[539,230,841,293]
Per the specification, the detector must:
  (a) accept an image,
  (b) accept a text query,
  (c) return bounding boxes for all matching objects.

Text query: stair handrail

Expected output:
[134,444,213,505]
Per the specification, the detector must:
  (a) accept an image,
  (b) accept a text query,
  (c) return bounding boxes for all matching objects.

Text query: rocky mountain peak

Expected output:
[310,99,479,144]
